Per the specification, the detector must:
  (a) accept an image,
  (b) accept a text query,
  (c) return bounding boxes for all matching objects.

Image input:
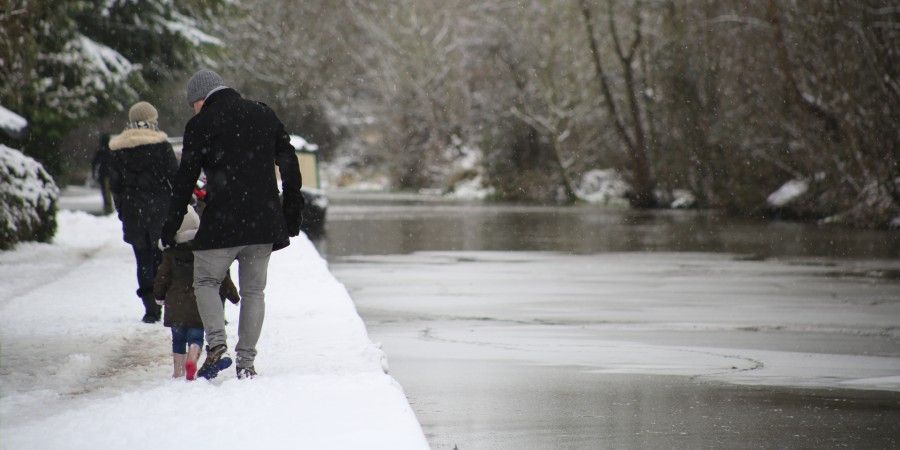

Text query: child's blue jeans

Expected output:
[171,326,204,354]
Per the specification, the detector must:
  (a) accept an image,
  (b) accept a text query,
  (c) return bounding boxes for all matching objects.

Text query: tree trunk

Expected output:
[551,140,578,204]
[579,0,656,207]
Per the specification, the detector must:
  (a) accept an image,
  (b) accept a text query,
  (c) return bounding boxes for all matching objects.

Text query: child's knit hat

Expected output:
[175,206,200,243]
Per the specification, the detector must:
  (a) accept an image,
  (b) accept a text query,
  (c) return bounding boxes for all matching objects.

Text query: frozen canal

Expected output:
[323,192,900,449]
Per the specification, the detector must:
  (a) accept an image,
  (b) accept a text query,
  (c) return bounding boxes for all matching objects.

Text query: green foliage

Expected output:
[0,0,227,177]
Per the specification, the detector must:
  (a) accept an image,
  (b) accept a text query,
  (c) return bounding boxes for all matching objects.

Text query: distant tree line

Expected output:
[3,1,897,227]
[220,0,897,226]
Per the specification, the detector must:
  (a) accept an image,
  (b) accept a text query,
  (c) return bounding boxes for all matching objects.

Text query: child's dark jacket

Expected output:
[153,244,239,328]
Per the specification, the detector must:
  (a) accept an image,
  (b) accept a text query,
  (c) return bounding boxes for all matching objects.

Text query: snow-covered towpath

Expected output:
[0,211,427,449]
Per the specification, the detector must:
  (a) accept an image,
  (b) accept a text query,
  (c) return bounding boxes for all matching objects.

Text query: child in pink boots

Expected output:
[154,207,239,379]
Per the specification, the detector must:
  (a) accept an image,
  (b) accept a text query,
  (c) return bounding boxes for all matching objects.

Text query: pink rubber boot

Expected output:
[185,344,201,381]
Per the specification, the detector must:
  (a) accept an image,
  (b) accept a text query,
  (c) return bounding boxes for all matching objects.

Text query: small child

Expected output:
[154,206,240,380]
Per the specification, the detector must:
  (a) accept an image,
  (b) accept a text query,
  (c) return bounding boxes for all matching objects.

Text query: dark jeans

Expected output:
[171,326,204,354]
[131,233,162,299]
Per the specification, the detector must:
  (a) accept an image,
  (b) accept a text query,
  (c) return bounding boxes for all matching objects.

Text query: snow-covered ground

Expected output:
[56,185,106,215]
[0,211,427,449]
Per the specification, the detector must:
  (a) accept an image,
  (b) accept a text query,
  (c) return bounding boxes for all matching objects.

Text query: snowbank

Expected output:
[0,212,427,449]
[577,169,630,206]
[669,189,697,209]
[0,145,59,249]
[445,173,495,200]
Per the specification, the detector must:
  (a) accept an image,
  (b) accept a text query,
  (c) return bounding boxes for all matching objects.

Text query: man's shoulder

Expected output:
[250,99,272,110]
[184,96,278,138]
[241,97,277,117]
[184,111,208,136]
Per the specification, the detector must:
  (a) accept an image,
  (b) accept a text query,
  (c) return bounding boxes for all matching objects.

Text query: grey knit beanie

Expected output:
[186,69,225,105]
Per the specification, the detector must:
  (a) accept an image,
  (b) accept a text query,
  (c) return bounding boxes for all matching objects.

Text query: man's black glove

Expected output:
[284,203,302,237]
[160,219,178,249]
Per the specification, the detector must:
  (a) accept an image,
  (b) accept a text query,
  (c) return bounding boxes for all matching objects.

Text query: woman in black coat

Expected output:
[107,101,178,323]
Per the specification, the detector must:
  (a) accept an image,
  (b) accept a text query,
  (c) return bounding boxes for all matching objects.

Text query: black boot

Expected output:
[140,294,161,323]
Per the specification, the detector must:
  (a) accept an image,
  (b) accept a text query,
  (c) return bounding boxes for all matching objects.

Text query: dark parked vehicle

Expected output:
[168,135,327,237]
[287,135,327,236]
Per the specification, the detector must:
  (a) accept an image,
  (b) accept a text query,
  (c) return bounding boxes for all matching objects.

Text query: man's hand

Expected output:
[155,298,165,306]
[284,209,302,237]
[160,219,178,249]
[283,197,303,237]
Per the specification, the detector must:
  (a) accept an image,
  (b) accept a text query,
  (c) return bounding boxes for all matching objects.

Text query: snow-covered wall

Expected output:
[0,145,59,249]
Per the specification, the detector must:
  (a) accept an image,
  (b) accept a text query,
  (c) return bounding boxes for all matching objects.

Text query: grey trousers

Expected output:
[193,244,272,368]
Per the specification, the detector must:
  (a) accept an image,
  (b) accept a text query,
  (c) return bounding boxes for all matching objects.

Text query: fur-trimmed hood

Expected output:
[109,128,168,151]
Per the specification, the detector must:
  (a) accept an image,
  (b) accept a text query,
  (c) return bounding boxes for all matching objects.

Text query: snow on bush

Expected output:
[440,136,497,200]
[767,179,809,207]
[577,169,630,206]
[161,11,224,46]
[320,156,391,191]
[47,34,138,119]
[839,179,900,227]
[443,139,496,200]
[670,189,697,209]
[446,173,495,200]
[0,105,27,138]
[1,145,59,249]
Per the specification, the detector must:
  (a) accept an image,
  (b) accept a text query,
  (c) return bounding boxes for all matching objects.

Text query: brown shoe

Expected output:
[197,344,231,379]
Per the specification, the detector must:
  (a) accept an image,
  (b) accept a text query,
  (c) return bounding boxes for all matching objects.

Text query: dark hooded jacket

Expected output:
[107,128,178,246]
[161,88,303,251]
[153,244,240,328]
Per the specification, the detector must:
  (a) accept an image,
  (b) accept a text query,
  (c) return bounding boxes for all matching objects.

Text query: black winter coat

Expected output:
[107,128,178,246]
[162,88,303,250]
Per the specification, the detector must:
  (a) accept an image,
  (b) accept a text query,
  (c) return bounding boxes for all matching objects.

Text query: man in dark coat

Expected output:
[108,101,178,323]
[161,69,303,380]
